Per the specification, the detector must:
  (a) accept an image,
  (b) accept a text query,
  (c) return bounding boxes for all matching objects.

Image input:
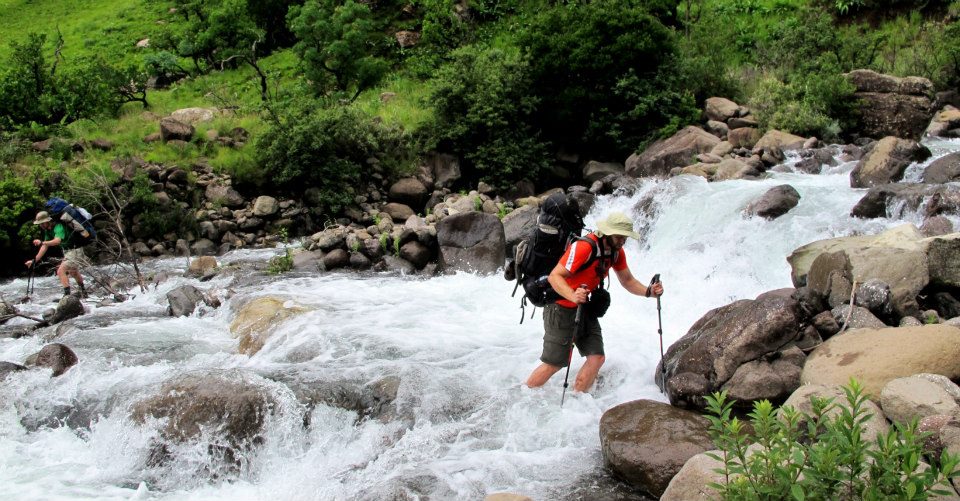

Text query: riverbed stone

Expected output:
[851,136,931,188]
[599,399,714,498]
[658,295,807,410]
[782,383,890,442]
[131,370,277,461]
[229,296,308,355]
[660,451,724,501]
[801,324,960,400]
[34,343,78,377]
[880,374,960,425]
[744,184,801,220]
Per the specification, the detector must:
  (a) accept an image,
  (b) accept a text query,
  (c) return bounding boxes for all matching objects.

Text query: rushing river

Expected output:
[1,137,958,500]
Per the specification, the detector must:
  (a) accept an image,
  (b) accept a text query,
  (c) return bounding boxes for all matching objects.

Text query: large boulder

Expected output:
[801,324,960,399]
[188,256,218,277]
[752,130,807,152]
[807,245,928,319]
[599,399,714,498]
[204,183,246,208]
[847,69,934,140]
[787,224,923,287]
[850,136,931,188]
[251,195,279,217]
[166,285,215,317]
[0,361,27,380]
[229,296,308,355]
[791,227,960,319]
[582,160,624,184]
[381,202,415,222]
[170,107,217,124]
[727,127,762,149]
[43,294,85,326]
[850,183,945,219]
[658,295,807,410]
[782,383,890,442]
[436,212,505,275]
[626,126,720,178]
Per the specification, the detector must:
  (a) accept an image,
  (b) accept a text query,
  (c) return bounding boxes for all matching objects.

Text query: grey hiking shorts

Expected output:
[540,303,603,367]
[63,248,86,271]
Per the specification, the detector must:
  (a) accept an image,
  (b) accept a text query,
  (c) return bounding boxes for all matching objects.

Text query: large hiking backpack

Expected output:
[508,192,589,321]
[44,197,96,246]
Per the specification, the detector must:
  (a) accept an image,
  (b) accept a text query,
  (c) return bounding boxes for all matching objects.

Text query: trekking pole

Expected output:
[561,284,588,407]
[650,273,665,392]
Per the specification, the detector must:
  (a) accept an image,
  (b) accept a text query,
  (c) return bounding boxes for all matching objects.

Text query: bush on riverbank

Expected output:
[705,380,960,500]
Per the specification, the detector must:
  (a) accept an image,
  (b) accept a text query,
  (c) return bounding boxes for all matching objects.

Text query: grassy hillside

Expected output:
[0,0,170,65]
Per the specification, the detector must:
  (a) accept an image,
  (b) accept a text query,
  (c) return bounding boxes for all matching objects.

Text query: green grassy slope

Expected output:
[0,0,170,65]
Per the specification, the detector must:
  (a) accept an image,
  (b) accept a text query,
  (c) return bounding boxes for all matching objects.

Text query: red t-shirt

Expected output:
[555,233,627,308]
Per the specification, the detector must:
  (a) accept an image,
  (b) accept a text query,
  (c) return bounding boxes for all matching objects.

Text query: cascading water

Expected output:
[1,137,958,500]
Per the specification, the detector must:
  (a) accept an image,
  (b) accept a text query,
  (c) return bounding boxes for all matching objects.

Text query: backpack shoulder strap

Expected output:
[569,234,600,275]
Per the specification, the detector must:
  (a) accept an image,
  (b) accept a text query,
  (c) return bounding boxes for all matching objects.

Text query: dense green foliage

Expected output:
[288,0,390,100]
[0,175,42,250]
[705,381,960,500]
[518,0,695,157]
[423,46,548,190]
[256,100,412,214]
[0,33,146,130]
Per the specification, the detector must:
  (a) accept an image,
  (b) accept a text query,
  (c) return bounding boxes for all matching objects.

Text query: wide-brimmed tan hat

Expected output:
[596,212,640,240]
[33,211,52,225]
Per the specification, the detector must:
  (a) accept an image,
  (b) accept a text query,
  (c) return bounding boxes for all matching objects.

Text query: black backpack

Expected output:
[508,192,593,322]
[44,197,97,247]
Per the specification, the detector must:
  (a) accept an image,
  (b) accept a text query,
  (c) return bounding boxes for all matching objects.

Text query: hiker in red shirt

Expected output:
[525,211,663,393]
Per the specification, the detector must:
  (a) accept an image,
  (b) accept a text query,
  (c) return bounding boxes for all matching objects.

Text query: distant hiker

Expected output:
[24,211,87,297]
[525,211,663,393]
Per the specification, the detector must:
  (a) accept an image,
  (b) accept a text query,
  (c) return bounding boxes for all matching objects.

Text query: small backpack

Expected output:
[44,197,97,246]
[508,192,592,322]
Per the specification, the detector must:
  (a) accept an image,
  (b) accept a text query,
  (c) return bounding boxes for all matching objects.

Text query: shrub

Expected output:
[422,45,549,190]
[705,380,960,500]
[748,68,855,141]
[0,175,42,251]
[256,100,412,216]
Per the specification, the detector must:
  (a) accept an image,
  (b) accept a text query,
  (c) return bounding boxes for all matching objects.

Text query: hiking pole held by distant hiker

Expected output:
[21,261,36,303]
[561,284,589,407]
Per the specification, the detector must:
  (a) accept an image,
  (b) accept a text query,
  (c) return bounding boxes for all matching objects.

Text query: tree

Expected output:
[424,45,550,190]
[287,0,389,101]
[518,0,695,158]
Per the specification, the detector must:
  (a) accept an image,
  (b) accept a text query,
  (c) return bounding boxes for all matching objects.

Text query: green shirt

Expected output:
[43,222,73,249]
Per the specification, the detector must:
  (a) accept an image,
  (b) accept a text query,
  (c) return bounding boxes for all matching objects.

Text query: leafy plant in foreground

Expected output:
[705,380,960,500]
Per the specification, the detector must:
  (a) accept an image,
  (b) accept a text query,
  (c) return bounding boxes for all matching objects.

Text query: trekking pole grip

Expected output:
[574,284,588,324]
